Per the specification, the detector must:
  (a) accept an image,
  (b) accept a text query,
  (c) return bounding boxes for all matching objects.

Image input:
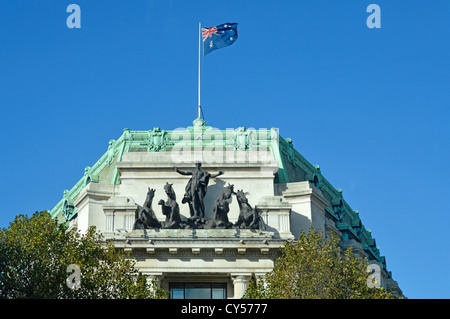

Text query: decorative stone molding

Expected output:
[140,272,165,291]
[123,228,275,240]
[237,248,246,255]
[102,196,138,233]
[256,196,294,240]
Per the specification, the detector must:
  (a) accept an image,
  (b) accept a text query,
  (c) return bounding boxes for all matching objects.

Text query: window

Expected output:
[169,283,227,299]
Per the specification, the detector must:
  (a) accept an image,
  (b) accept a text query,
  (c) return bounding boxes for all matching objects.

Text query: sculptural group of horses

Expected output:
[134,183,182,230]
[133,182,265,230]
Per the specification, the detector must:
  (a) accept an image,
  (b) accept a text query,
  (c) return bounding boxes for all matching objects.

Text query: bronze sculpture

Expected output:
[131,162,266,231]
[158,182,182,229]
[234,189,265,230]
[209,184,235,229]
[173,162,223,221]
[133,188,161,229]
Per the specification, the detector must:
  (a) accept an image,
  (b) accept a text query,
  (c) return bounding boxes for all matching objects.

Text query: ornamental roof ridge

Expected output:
[50,123,278,220]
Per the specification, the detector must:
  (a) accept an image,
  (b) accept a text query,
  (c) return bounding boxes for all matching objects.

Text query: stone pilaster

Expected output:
[231,274,252,299]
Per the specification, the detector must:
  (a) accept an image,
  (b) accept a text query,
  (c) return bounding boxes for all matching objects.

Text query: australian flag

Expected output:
[202,23,238,56]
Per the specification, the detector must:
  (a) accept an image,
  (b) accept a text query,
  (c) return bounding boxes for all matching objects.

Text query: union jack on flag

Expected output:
[202,23,238,56]
[202,26,218,41]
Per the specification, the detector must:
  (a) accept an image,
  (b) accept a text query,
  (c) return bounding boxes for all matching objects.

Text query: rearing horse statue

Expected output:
[133,187,161,229]
[234,189,265,230]
[210,183,235,229]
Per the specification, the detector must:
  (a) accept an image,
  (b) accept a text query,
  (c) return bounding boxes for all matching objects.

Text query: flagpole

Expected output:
[198,22,201,119]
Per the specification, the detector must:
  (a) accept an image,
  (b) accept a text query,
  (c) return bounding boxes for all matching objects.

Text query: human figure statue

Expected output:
[173,162,223,220]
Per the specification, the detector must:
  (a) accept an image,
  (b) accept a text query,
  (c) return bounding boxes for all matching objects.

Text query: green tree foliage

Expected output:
[0,211,168,299]
[244,228,396,299]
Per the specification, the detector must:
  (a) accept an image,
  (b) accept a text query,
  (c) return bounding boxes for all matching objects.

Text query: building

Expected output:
[50,117,403,298]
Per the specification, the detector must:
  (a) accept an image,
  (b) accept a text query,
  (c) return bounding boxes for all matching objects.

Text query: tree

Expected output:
[0,211,168,299]
[244,227,396,299]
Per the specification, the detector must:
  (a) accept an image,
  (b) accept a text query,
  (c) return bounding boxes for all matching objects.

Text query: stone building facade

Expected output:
[50,118,403,298]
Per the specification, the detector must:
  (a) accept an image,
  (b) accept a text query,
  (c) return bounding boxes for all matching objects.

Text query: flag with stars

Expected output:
[202,23,238,56]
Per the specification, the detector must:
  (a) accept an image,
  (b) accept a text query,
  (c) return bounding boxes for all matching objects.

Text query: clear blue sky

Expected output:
[0,1,448,299]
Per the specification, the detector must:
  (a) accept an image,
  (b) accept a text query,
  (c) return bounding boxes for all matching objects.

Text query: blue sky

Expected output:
[0,1,448,299]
